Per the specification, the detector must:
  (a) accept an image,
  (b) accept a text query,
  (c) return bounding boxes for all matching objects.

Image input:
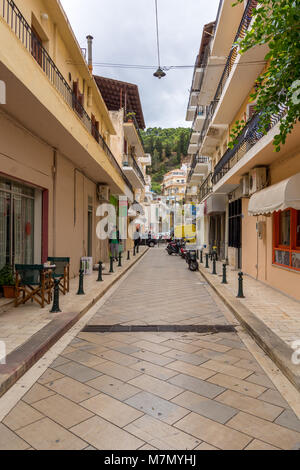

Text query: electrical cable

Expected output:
[66,60,267,70]
[155,0,161,68]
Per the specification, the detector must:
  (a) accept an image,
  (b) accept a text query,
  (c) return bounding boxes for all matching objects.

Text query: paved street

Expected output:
[0,248,300,450]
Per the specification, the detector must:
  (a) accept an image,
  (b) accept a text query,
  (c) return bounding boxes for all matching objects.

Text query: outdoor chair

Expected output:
[47,257,70,295]
[15,265,52,308]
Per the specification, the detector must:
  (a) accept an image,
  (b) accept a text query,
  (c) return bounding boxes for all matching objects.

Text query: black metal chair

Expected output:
[47,257,70,295]
[15,265,52,308]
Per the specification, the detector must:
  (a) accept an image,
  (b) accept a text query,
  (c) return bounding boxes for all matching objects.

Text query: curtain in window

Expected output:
[0,192,9,269]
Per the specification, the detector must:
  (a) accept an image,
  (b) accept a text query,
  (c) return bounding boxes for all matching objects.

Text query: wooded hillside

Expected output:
[140,127,190,193]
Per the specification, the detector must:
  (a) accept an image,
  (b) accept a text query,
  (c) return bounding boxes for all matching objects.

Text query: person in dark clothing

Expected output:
[109,226,120,261]
[134,228,141,252]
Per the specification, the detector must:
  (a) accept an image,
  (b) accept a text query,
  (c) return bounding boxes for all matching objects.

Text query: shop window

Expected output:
[273,209,300,271]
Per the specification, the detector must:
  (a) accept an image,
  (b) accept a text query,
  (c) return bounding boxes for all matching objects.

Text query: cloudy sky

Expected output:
[60,0,220,129]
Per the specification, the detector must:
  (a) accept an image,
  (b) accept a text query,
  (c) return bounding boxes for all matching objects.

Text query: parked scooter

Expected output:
[166,239,181,255]
[186,250,199,272]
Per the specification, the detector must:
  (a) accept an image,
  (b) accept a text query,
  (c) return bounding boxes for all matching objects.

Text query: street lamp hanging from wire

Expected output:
[153,0,166,79]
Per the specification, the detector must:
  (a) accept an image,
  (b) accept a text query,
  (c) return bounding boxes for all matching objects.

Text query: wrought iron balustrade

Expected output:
[212,106,287,185]
[198,173,213,202]
[123,154,146,186]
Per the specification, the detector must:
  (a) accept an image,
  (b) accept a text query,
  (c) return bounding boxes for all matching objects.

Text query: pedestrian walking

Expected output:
[109,225,120,261]
[134,227,141,252]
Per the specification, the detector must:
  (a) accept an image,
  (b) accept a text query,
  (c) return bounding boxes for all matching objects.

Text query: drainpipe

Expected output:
[86,35,94,74]
[52,149,58,256]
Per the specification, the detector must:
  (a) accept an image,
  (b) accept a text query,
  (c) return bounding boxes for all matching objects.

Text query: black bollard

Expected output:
[109,256,114,273]
[137,244,139,254]
[127,250,130,261]
[77,269,85,295]
[50,278,62,313]
[237,271,245,298]
[222,263,228,284]
[118,252,122,267]
[97,261,103,282]
[200,250,203,264]
[212,258,217,275]
[205,253,209,269]
[133,246,136,257]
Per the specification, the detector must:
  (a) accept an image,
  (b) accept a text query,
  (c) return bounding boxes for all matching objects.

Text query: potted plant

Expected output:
[0,265,15,299]
[126,112,136,123]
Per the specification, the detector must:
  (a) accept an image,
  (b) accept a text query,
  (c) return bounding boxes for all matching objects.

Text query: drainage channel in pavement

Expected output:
[82,324,237,333]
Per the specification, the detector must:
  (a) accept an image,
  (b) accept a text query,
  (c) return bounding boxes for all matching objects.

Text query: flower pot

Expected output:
[3,286,15,299]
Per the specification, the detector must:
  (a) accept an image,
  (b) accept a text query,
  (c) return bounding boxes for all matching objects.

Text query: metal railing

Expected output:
[1,0,134,193]
[198,173,213,202]
[124,113,145,151]
[212,106,287,185]
[123,154,146,186]
[187,155,210,183]
[198,0,257,151]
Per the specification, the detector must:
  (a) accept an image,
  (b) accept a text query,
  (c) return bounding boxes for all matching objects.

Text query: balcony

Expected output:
[192,106,207,132]
[186,105,197,122]
[199,0,263,155]
[198,173,213,202]
[187,156,210,184]
[124,113,145,159]
[138,154,152,166]
[188,142,199,155]
[0,0,134,195]
[211,108,290,193]
[122,154,145,189]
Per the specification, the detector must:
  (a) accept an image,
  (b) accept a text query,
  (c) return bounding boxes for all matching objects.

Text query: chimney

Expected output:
[86,35,94,74]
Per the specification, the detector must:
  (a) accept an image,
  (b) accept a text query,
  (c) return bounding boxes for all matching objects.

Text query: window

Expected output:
[228,199,242,249]
[273,209,300,271]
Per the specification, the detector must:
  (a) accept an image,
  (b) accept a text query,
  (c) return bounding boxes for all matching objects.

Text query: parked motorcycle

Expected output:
[166,239,181,255]
[186,250,199,272]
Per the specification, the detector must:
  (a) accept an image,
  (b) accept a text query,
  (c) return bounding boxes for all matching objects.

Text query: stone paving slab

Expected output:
[198,261,300,392]
[0,248,148,398]
[0,248,299,450]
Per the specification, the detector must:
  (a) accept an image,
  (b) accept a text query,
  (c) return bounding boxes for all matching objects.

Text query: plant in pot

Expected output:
[0,265,15,299]
[126,112,136,123]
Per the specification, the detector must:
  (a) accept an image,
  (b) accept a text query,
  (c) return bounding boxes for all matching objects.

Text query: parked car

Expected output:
[140,234,158,247]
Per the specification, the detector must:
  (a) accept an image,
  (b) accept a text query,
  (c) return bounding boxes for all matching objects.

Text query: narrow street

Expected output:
[0,247,299,450]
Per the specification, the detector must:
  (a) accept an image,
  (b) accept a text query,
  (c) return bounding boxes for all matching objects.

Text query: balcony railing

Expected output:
[187,155,210,183]
[123,154,146,186]
[1,0,134,193]
[198,172,213,202]
[212,106,287,185]
[124,112,145,150]
[198,0,257,150]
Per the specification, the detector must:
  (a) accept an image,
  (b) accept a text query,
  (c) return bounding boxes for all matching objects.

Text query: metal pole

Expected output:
[77,269,85,295]
[205,253,209,269]
[109,256,114,273]
[127,250,130,261]
[50,278,61,313]
[200,250,203,264]
[133,246,136,257]
[212,258,217,275]
[97,261,103,282]
[222,263,228,284]
[118,252,122,267]
[237,271,245,298]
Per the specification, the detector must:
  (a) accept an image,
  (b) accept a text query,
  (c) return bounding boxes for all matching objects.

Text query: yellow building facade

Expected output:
[0,0,136,277]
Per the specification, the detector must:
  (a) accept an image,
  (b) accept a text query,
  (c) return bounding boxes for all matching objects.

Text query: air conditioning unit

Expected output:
[241,174,250,197]
[249,167,267,195]
[96,184,110,202]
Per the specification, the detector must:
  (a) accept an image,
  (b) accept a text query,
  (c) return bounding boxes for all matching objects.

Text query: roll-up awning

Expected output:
[248,173,300,216]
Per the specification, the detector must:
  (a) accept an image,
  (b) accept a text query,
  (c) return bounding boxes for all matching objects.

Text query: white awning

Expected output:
[248,173,300,216]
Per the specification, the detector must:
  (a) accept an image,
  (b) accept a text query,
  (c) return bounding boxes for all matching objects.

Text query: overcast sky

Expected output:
[60,0,220,129]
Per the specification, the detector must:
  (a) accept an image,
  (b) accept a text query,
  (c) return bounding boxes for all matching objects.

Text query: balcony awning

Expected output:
[248,173,300,216]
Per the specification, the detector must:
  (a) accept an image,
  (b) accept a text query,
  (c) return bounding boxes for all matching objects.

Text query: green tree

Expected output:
[231,0,300,151]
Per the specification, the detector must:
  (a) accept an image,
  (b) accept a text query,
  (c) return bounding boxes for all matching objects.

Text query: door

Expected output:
[0,178,35,269]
